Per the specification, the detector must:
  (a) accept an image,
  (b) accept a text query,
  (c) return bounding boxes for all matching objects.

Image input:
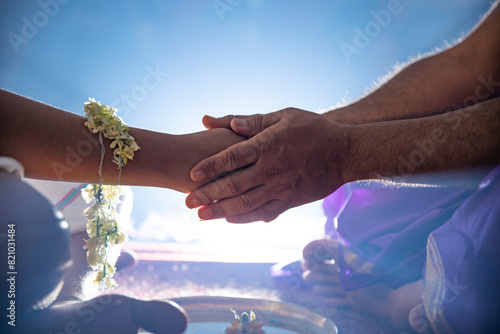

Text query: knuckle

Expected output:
[256,136,274,155]
[224,149,239,171]
[203,160,219,179]
[236,194,253,212]
[235,144,258,165]
[199,187,215,203]
[252,114,264,130]
[212,169,231,181]
[210,203,225,217]
[223,178,240,196]
[269,113,282,124]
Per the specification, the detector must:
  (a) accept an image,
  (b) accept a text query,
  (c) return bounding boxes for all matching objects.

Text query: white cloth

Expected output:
[0,157,24,178]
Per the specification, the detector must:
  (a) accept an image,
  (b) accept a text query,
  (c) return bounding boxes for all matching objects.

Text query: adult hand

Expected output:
[302,238,344,298]
[186,108,349,223]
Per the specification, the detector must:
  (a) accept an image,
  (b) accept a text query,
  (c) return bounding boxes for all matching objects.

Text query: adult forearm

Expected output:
[0,89,243,192]
[342,97,500,183]
[327,46,500,125]
[326,50,474,124]
[327,3,500,125]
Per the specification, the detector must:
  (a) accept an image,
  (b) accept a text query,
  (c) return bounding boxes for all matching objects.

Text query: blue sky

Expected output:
[1,0,495,246]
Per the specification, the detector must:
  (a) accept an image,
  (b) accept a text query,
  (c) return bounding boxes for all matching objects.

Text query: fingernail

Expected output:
[191,170,205,182]
[198,206,213,220]
[232,118,248,128]
[187,197,201,208]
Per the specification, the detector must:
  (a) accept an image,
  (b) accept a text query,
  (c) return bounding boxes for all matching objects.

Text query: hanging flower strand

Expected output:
[81,98,140,291]
[83,98,140,170]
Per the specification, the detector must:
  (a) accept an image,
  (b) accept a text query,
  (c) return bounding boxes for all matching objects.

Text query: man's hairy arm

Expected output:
[187,98,500,223]
[327,2,500,125]
[343,97,500,183]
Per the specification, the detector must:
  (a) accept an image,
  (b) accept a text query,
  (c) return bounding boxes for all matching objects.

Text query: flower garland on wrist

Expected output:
[81,98,140,290]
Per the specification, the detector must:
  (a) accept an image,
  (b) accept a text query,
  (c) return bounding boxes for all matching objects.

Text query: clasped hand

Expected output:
[185,108,349,223]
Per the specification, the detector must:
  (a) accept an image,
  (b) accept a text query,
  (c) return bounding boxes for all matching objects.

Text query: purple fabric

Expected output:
[323,180,475,289]
[322,166,500,332]
[423,165,500,333]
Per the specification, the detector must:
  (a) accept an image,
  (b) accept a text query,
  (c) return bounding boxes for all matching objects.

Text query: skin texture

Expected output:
[188,108,349,223]
[187,98,500,223]
[0,88,244,193]
[186,2,500,224]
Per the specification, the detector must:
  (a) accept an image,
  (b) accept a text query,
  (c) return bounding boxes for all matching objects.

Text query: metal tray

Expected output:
[167,296,338,334]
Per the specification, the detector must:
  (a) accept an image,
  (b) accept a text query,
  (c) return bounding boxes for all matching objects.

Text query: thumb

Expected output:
[230,114,269,137]
[303,238,338,262]
[202,115,234,130]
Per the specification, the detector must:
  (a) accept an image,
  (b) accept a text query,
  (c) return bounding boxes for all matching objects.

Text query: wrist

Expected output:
[340,124,372,184]
[338,123,356,184]
[323,120,354,190]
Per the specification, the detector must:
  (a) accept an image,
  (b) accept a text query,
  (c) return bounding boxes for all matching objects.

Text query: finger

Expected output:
[186,166,261,208]
[115,248,139,271]
[202,115,235,130]
[131,298,188,334]
[230,115,263,137]
[303,238,339,263]
[197,185,274,220]
[230,112,282,137]
[226,200,289,223]
[303,261,338,274]
[202,114,258,130]
[190,139,260,182]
